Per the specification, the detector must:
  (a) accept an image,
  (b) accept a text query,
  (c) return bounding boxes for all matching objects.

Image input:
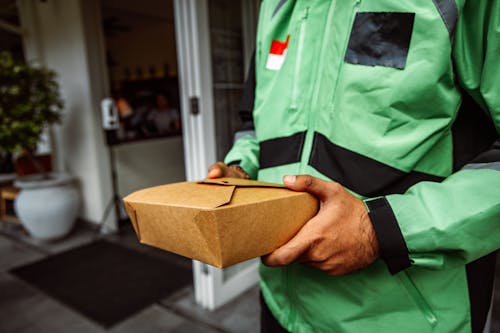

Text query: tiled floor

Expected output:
[0,221,499,333]
[0,222,259,333]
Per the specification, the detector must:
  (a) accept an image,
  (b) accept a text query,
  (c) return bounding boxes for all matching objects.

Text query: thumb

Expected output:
[283,175,331,201]
[207,162,225,179]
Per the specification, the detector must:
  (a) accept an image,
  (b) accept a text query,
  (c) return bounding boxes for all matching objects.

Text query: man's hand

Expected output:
[262,175,380,276]
[207,162,250,179]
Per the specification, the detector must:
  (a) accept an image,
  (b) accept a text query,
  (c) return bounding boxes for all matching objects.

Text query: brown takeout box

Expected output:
[123,178,319,268]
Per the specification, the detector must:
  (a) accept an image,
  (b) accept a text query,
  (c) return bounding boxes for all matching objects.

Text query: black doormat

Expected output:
[10,240,192,328]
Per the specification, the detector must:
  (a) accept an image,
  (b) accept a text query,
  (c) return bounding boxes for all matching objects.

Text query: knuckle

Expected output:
[315,261,333,272]
[209,162,225,172]
[329,181,342,193]
[303,175,315,189]
[326,268,340,276]
[262,254,277,267]
[325,263,346,276]
[264,251,291,267]
[310,251,328,262]
[308,242,329,262]
[262,258,272,267]
[272,255,289,266]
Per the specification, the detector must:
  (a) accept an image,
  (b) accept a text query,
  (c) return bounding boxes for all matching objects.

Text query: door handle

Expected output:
[190,96,200,115]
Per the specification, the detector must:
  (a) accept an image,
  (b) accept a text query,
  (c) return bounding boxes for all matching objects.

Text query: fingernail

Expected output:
[283,175,296,184]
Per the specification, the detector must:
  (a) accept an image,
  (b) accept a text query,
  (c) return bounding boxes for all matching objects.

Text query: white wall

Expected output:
[115,136,185,198]
[18,0,114,226]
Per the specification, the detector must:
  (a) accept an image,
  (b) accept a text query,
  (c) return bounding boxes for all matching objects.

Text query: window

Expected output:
[101,0,180,143]
[0,0,24,61]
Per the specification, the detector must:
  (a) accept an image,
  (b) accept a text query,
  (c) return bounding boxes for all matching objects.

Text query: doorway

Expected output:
[100,0,261,309]
[99,0,186,203]
[174,0,260,310]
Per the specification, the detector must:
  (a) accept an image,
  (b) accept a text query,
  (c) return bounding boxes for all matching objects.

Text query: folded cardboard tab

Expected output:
[123,177,319,268]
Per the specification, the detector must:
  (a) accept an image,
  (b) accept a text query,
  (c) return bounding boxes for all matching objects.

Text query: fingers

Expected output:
[207,162,250,179]
[230,165,251,179]
[264,175,379,276]
[207,162,226,179]
[262,220,318,267]
[283,175,339,201]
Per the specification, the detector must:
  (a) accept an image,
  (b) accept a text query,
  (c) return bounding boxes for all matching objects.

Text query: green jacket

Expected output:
[225,0,500,332]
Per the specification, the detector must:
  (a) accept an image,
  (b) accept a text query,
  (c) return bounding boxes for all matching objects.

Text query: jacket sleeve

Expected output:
[224,52,260,179]
[365,0,500,274]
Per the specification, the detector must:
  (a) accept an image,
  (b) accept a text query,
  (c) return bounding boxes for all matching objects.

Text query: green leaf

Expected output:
[0,51,64,154]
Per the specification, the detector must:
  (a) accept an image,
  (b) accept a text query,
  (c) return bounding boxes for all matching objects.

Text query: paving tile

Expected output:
[0,272,104,333]
[109,304,184,333]
[110,304,223,333]
[105,224,193,270]
[0,222,97,255]
[161,285,260,333]
[170,320,227,333]
[0,235,45,271]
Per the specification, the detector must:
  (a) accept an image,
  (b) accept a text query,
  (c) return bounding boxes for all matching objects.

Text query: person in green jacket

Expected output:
[208,1,500,332]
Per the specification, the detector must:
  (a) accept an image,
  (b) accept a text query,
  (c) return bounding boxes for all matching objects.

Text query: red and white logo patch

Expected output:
[266,35,290,70]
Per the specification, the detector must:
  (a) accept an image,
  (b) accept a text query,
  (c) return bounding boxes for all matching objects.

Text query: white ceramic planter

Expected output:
[14,172,79,240]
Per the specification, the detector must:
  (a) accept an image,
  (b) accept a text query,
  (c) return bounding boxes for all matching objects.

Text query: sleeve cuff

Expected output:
[364,197,412,275]
[227,160,242,166]
[224,157,258,180]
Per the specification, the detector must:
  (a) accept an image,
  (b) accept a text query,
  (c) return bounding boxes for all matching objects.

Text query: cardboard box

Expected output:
[123,178,319,268]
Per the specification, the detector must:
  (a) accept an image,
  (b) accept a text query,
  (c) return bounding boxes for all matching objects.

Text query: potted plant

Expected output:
[0,51,79,240]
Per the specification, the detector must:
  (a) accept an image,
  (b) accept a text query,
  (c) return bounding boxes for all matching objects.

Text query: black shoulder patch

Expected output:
[432,0,458,41]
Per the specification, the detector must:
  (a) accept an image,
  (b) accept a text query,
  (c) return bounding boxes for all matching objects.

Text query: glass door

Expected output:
[174,0,260,310]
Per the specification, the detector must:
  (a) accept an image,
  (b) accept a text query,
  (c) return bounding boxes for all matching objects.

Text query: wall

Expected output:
[115,136,185,198]
[18,0,114,226]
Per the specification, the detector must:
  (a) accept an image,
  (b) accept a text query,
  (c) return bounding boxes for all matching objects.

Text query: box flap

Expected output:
[124,202,141,238]
[200,177,285,188]
[123,182,236,209]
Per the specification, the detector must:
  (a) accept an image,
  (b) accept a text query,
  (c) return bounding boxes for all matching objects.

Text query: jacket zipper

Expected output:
[299,0,361,173]
[287,9,310,329]
[290,7,309,110]
[398,271,438,327]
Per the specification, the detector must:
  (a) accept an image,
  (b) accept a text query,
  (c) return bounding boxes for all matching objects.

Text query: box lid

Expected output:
[124,177,287,210]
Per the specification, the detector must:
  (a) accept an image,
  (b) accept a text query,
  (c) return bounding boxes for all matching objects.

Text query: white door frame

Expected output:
[173,0,259,310]
[173,0,217,182]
